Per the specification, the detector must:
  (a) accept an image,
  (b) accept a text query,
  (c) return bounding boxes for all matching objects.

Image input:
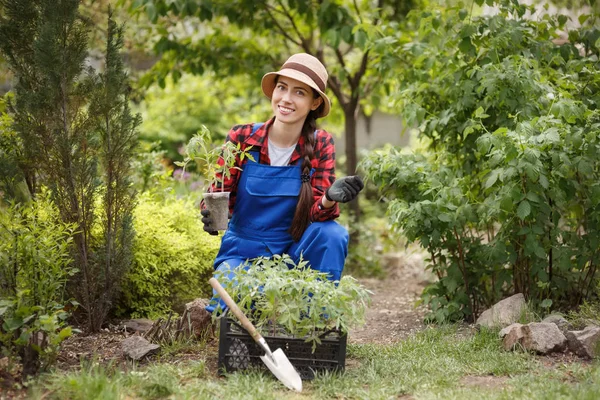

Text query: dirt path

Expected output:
[349,276,427,345]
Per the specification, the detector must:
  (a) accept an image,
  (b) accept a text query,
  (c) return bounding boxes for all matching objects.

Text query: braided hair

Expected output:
[289,95,323,241]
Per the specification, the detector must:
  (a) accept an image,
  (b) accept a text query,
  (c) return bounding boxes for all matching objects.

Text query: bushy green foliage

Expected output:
[118,192,220,318]
[0,193,77,376]
[0,94,30,203]
[215,254,372,347]
[364,1,600,322]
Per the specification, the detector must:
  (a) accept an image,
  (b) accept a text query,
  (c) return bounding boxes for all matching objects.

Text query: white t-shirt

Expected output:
[268,139,296,166]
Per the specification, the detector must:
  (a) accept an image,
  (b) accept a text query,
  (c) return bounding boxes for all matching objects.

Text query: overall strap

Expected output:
[251,122,264,136]
[248,123,264,160]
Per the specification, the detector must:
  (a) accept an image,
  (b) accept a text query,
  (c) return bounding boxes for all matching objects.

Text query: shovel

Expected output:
[209,277,303,392]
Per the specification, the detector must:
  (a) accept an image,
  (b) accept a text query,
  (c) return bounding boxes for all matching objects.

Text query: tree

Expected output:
[123,0,419,220]
[0,0,139,331]
[86,7,139,331]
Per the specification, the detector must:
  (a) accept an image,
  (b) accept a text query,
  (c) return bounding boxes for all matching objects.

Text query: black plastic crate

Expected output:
[217,315,347,380]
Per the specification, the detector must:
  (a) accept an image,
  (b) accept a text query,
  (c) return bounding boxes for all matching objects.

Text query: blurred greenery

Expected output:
[135,73,271,162]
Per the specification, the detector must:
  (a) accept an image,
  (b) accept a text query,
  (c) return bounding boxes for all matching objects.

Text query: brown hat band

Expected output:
[281,61,326,92]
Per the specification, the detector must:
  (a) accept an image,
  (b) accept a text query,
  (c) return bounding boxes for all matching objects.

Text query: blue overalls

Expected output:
[205,123,349,313]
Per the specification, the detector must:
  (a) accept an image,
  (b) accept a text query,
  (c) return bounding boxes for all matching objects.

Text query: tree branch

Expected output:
[274,0,311,52]
[262,3,303,47]
[351,50,370,90]
[327,75,348,108]
[353,0,363,24]
[334,47,354,90]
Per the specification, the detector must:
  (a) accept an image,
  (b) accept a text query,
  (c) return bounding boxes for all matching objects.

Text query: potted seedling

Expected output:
[212,254,372,378]
[176,125,254,231]
[214,254,372,344]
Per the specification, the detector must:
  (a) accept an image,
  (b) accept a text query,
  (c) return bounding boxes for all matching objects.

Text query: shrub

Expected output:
[118,192,221,318]
[0,193,77,376]
[365,2,600,322]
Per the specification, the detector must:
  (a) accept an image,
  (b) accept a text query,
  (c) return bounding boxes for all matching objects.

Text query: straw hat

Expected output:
[261,53,331,118]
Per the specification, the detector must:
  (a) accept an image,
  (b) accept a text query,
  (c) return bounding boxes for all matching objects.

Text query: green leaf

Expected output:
[58,326,72,341]
[354,29,368,49]
[558,15,568,27]
[541,299,552,309]
[484,169,500,189]
[145,3,158,22]
[438,213,452,222]
[459,37,475,55]
[3,317,24,331]
[474,106,489,119]
[517,200,531,220]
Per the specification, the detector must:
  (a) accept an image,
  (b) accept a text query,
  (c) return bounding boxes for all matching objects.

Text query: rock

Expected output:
[542,314,572,333]
[503,322,567,354]
[184,298,213,339]
[121,336,160,360]
[565,325,600,359]
[502,324,525,350]
[521,323,567,354]
[500,323,523,339]
[476,294,527,329]
[123,318,154,334]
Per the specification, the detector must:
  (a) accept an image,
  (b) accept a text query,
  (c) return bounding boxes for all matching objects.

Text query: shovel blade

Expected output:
[260,348,302,392]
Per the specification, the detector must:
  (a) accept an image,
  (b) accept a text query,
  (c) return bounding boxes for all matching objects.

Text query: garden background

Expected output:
[1,0,599,398]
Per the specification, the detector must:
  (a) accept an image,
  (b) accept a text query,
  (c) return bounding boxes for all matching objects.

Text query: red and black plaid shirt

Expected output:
[208,117,339,221]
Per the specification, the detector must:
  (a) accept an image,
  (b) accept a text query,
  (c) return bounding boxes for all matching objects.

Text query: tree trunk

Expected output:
[344,105,360,244]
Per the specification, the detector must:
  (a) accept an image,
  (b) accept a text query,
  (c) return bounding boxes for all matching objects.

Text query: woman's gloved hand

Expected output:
[200,209,218,236]
[201,209,233,235]
[325,175,364,203]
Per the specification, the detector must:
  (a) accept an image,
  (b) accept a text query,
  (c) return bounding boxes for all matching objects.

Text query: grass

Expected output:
[26,325,600,400]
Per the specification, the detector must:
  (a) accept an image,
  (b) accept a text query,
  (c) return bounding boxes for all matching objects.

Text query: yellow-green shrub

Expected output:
[118,192,220,318]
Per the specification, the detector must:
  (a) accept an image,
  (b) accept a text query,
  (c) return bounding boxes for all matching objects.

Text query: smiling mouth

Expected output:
[278,105,294,114]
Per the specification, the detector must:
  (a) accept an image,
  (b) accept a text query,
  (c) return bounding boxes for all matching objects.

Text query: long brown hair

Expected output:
[289,97,323,241]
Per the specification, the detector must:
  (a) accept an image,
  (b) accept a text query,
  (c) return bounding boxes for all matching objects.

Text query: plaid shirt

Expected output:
[208,117,339,221]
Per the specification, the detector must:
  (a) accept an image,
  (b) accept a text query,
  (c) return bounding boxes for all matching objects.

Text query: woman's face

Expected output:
[271,76,323,127]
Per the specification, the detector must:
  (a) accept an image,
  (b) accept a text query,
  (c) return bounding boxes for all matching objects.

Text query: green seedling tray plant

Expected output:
[176,125,254,231]
[213,254,372,348]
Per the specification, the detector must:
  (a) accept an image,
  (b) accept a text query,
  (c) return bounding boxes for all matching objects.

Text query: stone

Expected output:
[476,293,527,329]
[499,323,523,339]
[521,323,567,354]
[502,322,568,354]
[565,325,600,359]
[121,335,160,361]
[542,314,572,333]
[123,318,154,334]
[502,324,525,351]
[184,298,213,339]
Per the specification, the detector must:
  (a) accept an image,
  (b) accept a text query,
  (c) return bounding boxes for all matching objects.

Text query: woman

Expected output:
[202,53,364,313]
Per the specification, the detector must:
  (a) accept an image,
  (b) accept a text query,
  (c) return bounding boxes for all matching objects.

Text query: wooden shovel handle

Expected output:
[209,277,262,342]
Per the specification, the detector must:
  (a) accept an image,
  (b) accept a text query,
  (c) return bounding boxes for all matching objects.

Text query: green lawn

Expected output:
[28,325,600,400]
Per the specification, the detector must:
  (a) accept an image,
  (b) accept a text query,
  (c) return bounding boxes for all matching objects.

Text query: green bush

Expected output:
[365,2,600,322]
[0,192,77,376]
[118,192,221,318]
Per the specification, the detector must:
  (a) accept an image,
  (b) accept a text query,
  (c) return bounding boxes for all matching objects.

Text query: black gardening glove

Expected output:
[325,175,364,203]
[200,209,218,236]
[201,209,232,235]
